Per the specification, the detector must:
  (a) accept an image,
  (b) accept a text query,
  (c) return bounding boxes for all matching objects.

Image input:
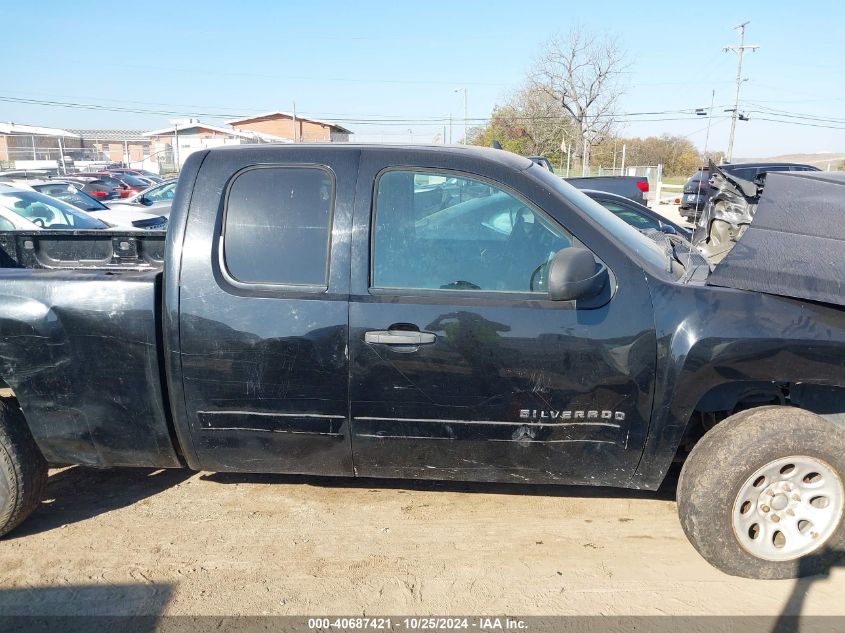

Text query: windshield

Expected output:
[530,164,676,276]
[32,183,109,211]
[0,191,109,229]
[141,181,177,202]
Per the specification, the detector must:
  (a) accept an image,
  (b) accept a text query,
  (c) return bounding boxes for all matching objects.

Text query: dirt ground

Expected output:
[0,465,843,618]
[650,197,693,229]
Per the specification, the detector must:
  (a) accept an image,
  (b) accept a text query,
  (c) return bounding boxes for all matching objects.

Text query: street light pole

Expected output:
[723,21,759,162]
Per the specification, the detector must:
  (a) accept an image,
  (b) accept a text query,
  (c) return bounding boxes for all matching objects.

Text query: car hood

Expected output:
[703,170,845,307]
[87,206,167,228]
[106,200,171,216]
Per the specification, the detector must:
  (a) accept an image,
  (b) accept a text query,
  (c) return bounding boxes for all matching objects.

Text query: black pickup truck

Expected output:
[0,145,843,580]
[565,175,649,205]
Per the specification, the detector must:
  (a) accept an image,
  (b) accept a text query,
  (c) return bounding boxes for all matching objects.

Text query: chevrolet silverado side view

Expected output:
[0,145,842,580]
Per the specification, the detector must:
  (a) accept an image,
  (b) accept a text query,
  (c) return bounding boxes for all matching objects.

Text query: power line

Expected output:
[0,94,722,125]
[2,94,842,135]
[750,116,845,131]
[743,102,845,124]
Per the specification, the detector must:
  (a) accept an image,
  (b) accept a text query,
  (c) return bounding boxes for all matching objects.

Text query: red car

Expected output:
[53,175,124,200]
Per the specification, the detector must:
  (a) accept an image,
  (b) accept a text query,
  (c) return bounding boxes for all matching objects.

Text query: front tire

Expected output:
[0,400,47,537]
[677,406,845,579]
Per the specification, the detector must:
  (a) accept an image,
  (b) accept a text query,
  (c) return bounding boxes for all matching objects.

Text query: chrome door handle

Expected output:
[364,330,437,345]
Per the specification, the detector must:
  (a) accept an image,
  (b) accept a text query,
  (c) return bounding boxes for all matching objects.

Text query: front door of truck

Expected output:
[348,153,657,485]
[175,147,357,475]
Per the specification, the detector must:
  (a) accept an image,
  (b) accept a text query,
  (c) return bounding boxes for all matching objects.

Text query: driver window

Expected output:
[372,170,573,292]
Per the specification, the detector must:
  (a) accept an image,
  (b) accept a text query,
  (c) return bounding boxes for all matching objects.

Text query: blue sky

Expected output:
[4,0,845,158]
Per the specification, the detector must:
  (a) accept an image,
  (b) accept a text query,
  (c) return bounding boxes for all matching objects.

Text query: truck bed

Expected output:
[566,175,648,204]
[0,234,179,468]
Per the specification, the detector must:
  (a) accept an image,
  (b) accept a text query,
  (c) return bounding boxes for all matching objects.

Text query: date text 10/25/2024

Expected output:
[307,617,528,630]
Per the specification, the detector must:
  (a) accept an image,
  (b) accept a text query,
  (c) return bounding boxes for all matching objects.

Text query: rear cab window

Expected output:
[222,165,335,288]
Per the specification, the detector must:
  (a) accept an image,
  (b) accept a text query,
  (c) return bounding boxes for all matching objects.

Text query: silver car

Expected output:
[107,179,177,218]
[0,187,110,230]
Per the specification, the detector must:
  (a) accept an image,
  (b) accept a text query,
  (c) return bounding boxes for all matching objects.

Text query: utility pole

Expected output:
[703,89,716,159]
[723,21,759,162]
[454,88,467,144]
[612,138,618,173]
[173,123,180,170]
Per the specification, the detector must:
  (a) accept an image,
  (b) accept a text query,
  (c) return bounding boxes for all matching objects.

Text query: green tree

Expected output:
[468,87,577,167]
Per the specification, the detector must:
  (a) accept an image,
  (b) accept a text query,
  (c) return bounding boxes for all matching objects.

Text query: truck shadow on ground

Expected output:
[14,463,679,539]
[0,582,173,630]
[8,466,191,540]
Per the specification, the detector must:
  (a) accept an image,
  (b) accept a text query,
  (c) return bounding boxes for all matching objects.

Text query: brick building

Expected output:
[0,122,151,170]
[0,122,82,166]
[142,119,292,171]
[226,111,351,143]
[67,129,150,165]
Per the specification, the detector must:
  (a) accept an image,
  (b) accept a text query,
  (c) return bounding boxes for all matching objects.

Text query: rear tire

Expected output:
[0,400,47,537]
[677,406,845,579]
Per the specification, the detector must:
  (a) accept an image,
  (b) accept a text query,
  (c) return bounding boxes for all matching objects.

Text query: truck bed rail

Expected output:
[0,230,166,270]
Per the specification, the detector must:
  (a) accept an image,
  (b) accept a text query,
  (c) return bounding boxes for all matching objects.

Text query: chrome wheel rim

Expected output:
[732,455,844,561]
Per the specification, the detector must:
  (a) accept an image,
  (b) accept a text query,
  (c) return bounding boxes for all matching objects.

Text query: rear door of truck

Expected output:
[172,147,357,474]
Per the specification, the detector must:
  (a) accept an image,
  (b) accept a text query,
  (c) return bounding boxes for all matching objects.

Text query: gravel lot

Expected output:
[651,197,694,228]
[0,465,843,618]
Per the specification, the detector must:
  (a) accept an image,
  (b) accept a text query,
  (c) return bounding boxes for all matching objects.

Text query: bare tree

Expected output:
[530,28,629,167]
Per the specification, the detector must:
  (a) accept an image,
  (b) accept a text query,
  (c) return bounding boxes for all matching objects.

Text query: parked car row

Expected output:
[25,181,169,230]
[0,175,174,231]
[0,166,165,200]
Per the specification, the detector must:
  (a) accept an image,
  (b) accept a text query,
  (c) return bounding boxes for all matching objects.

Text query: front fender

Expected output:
[633,276,845,488]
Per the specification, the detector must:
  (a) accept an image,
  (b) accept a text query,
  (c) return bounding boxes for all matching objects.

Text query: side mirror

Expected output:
[138,195,152,206]
[547,247,608,301]
[660,223,678,235]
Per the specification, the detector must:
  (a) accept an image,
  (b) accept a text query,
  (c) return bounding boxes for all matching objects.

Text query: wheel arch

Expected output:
[687,381,845,442]
[634,376,845,490]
